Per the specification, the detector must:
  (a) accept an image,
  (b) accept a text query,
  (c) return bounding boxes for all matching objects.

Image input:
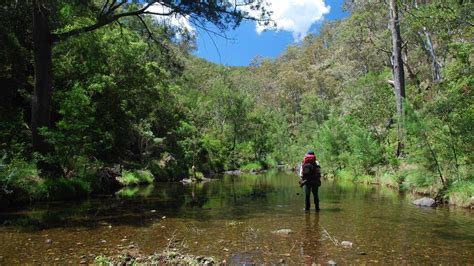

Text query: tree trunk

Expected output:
[389,0,406,157]
[420,27,442,82]
[32,0,57,175]
[413,0,442,82]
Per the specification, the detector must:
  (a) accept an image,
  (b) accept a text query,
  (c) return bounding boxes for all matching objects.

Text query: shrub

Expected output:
[0,157,46,203]
[335,169,355,181]
[240,162,263,172]
[447,179,474,207]
[119,170,154,186]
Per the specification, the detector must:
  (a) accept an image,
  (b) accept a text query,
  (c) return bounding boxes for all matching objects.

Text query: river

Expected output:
[0,171,473,264]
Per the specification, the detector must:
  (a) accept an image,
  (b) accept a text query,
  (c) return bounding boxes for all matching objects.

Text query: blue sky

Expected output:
[193,0,348,66]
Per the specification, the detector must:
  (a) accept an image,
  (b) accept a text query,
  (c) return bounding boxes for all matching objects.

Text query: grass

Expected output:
[447,179,474,207]
[335,169,377,184]
[118,170,154,186]
[0,158,46,203]
[379,172,400,189]
[240,162,263,172]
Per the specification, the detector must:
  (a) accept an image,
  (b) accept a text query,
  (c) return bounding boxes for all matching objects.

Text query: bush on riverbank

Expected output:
[117,170,154,186]
[240,162,264,172]
[447,180,474,208]
[0,157,45,203]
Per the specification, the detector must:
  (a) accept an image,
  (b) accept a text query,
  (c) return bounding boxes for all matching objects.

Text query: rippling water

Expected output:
[0,171,473,264]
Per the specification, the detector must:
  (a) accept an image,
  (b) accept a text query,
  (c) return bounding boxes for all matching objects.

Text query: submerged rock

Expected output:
[272,229,293,235]
[412,197,436,207]
[340,241,353,248]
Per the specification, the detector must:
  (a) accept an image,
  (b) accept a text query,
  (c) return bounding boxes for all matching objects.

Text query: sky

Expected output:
[193,0,349,66]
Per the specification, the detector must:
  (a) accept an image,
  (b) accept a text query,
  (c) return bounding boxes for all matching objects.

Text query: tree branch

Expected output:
[52,1,159,42]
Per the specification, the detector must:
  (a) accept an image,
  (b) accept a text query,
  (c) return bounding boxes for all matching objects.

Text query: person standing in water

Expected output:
[299,150,321,211]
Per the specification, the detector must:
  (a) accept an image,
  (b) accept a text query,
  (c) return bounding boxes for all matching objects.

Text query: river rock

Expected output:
[272,229,293,235]
[224,170,241,175]
[340,241,353,248]
[412,197,436,207]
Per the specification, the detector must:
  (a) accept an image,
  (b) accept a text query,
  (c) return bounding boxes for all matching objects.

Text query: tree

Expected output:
[389,0,406,157]
[30,0,271,175]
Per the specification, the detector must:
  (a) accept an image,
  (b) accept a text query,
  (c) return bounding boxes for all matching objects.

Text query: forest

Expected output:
[0,0,472,208]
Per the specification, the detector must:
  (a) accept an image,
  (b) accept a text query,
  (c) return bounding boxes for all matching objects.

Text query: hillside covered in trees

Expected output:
[1,0,472,207]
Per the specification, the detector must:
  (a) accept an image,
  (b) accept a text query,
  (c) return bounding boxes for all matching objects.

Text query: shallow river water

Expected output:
[0,171,473,264]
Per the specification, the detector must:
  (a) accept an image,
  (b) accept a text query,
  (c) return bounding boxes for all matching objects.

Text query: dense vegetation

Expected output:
[1,1,472,206]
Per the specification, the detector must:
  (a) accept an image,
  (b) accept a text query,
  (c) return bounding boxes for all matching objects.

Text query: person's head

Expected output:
[306,150,315,155]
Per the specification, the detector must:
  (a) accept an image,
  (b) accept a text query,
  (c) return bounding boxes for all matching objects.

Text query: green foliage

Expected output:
[0,155,45,203]
[447,179,474,207]
[335,169,355,182]
[240,162,264,172]
[0,0,471,206]
[404,169,437,189]
[119,170,154,186]
[94,255,111,265]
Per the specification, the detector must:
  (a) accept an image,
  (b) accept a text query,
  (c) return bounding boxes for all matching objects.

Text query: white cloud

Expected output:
[146,3,195,36]
[146,1,330,42]
[255,0,330,41]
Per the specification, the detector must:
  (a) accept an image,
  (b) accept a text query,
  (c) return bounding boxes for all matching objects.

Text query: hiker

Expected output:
[299,150,321,211]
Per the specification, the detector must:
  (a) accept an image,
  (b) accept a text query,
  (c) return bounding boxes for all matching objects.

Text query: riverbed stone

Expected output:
[272,229,293,235]
[412,197,436,207]
[340,241,353,248]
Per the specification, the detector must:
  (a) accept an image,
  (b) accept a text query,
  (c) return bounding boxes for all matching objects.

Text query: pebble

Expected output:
[150,210,157,213]
[340,241,353,248]
[279,259,285,263]
[45,239,52,244]
[272,229,293,235]
[328,259,337,265]
[223,248,229,252]
[80,260,87,264]
[100,240,107,243]
[162,216,166,219]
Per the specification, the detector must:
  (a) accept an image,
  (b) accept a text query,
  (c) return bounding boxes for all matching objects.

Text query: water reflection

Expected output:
[301,213,322,263]
[0,171,473,264]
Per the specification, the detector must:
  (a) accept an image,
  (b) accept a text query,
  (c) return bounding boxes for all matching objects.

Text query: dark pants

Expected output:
[304,184,319,211]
